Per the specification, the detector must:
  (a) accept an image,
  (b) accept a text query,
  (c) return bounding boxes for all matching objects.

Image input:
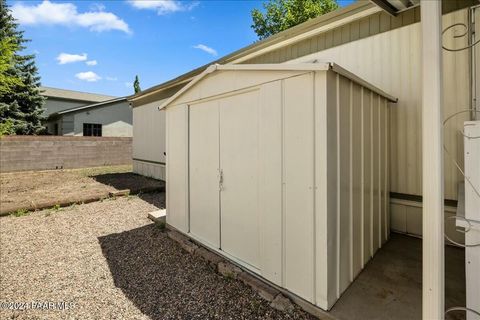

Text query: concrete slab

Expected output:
[148,209,166,224]
[329,233,465,320]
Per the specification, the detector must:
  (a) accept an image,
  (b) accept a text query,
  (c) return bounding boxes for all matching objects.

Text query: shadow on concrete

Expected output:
[97,224,311,320]
[330,233,466,320]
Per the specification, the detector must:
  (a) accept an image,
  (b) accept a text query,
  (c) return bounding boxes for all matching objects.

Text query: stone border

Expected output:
[166,227,337,320]
[0,185,164,217]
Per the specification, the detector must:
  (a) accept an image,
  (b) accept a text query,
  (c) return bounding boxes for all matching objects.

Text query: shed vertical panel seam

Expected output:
[370,91,374,258]
[378,96,382,246]
[185,105,190,233]
[218,102,222,248]
[384,99,389,241]
[312,72,317,301]
[281,79,286,287]
[166,111,170,223]
[336,73,341,299]
[349,80,354,282]
[187,106,191,233]
[360,87,365,268]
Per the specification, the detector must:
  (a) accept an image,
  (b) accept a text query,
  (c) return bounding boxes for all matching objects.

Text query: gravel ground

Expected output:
[0,193,314,320]
[0,165,163,214]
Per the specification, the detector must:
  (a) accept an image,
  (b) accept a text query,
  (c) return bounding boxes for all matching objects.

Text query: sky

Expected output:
[8,0,355,97]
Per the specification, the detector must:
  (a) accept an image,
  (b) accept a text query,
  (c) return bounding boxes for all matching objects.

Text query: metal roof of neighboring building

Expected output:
[40,86,116,103]
[49,97,128,117]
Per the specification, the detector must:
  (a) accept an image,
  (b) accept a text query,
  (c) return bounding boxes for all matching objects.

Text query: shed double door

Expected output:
[189,90,260,269]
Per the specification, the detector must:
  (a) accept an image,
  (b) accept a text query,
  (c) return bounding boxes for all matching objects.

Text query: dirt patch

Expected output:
[0,165,164,215]
[0,193,313,319]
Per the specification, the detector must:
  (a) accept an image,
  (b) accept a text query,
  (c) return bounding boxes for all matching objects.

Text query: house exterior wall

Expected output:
[43,98,89,117]
[68,101,132,137]
[132,100,166,180]
[165,68,391,310]
[284,9,469,202]
[272,9,470,244]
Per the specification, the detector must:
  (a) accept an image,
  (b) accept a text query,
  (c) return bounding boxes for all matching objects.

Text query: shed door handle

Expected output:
[219,169,224,191]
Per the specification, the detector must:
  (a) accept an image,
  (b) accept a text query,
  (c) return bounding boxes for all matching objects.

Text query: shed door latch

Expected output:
[219,169,224,191]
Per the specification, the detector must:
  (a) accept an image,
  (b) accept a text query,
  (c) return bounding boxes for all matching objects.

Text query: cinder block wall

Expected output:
[0,136,132,172]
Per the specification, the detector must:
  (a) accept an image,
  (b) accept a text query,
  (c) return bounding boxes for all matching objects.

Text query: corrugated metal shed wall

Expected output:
[165,67,391,310]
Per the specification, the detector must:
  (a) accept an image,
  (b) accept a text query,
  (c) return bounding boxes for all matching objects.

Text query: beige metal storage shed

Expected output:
[160,62,396,310]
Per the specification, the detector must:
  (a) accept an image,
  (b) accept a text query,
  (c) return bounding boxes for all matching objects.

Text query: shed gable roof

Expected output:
[159,63,397,110]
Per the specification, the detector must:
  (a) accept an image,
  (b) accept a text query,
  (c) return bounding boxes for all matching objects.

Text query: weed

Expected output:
[11,209,29,217]
[127,194,138,201]
[155,221,166,231]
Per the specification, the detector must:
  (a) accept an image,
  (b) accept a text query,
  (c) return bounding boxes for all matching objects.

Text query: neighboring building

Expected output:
[47,98,132,137]
[129,1,478,241]
[41,86,115,117]
[40,87,132,137]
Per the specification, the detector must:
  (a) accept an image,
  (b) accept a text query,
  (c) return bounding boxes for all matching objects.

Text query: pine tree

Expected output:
[133,75,141,94]
[0,0,45,135]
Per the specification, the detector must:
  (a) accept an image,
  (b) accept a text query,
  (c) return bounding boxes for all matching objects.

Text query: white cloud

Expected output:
[106,76,118,81]
[128,0,198,15]
[193,44,217,56]
[11,1,131,34]
[76,71,101,82]
[86,60,97,66]
[57,53,87,65]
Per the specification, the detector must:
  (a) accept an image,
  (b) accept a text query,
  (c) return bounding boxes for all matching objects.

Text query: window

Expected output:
[83,123,102,136]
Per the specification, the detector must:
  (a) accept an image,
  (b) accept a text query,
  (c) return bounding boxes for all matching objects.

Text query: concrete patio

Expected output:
[329,233,465,320]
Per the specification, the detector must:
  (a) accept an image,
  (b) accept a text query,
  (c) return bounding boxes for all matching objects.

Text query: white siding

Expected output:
[132,100,166,180]
[287,9,470,201]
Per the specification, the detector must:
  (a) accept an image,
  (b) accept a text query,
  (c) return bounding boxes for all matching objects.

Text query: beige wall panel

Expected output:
[337,75,351,293]
[390,203,407,233]
[315,70,339,310]
[372,94,380,253]
[174,70,309,106]
[362,89,373,261]
[133,100,166,164]
[283,73,315,302]
[379,97,387,246]
[406,206,422,236]
[166,105,189,233]
[351,83,363,278]
[258,81,283,285]
[219,90,261,269]
[132,160,165,181]
[189,100,220,248]
[287,9,470,201]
